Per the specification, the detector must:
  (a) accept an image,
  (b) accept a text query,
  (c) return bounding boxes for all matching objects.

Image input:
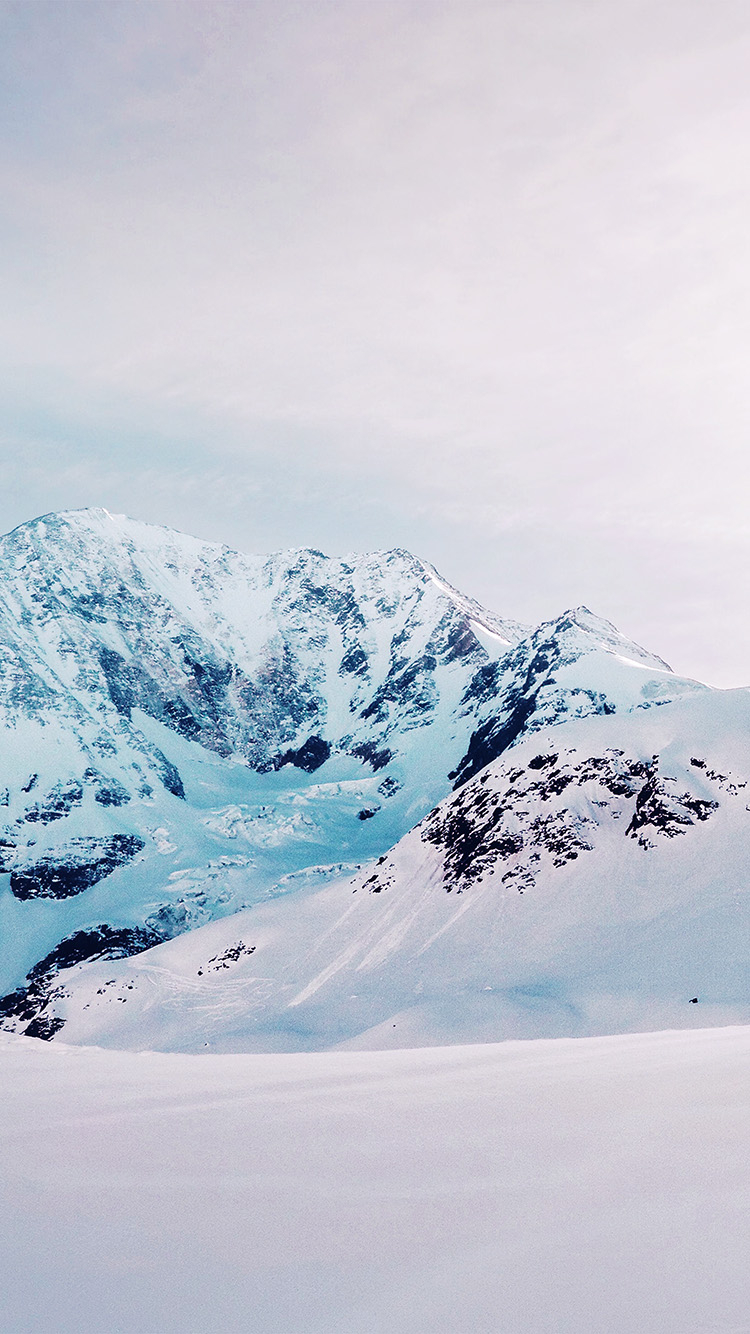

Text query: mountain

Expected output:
[36,686,750,1052]
[0,507,724,1046]
[0,506,520,1004]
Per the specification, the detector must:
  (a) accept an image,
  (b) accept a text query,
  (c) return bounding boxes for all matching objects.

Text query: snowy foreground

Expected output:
[1,1027,748,1334]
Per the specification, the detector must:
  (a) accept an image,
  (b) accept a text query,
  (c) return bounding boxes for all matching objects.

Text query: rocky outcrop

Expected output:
[9,835,145,900]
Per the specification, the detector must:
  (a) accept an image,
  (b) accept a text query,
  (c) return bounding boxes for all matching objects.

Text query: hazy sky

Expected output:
[1,0,750,685]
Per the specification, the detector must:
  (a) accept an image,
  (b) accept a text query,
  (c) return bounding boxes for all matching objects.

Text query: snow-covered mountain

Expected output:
[0,507,730,1047]
[0,506,520,1003]
[37,687,750,1052]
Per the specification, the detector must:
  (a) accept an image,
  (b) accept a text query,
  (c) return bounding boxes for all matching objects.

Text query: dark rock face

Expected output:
[274,735,331,773]
[438,618,484,665]
[626,765,719,847]
[196,941,256,975]
[339,644,369,677]
[84,769,132,807]
[24,1013,66,1040]
[30,925,163,976]
[9,834,145,900]
[450,695,538,788]
[528,753,558,771]
[24,779,83,823]
[151,751,185,799]
[99,644,238,758]
[462,661,503,706]
[0,838,16,871]
[422,760,596,893]
[0,924,163,1039]
[98,645,141,717]
[350,741,393,772]
[360,652,439,727]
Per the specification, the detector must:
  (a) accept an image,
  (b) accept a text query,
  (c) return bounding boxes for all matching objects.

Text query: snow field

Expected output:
[0,1025,748,1334]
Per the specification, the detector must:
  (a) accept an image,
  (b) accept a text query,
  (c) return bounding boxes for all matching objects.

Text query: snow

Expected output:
[0,1025,747,1334]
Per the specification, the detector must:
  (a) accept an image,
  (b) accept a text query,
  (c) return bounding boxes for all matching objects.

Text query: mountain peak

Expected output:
[539,605,673,673]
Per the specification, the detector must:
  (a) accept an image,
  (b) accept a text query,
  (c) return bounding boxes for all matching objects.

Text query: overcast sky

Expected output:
[1,0,749,685]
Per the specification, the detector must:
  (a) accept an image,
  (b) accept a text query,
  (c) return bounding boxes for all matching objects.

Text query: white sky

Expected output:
[1,0,749,685]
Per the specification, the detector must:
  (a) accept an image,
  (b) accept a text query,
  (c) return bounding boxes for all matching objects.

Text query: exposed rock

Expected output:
[9,834,145,900]
[626,764,719,847]
[0,923,163,1038]
[274,735,331,773]
[24,779,84,823]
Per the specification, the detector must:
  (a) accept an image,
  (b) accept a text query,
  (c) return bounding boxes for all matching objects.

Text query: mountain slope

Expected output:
[27,686,750,1051]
